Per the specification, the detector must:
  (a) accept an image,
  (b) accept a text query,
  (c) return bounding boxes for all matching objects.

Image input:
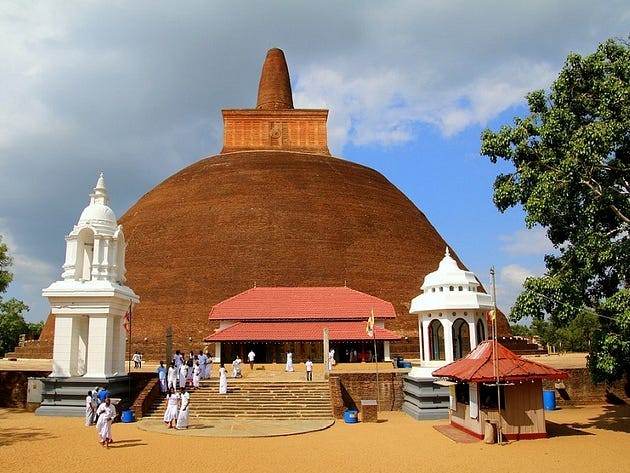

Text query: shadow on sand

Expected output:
[0,427,56,447]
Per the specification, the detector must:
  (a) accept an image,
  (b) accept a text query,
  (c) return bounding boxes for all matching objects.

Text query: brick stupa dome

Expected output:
[32,48,509,360]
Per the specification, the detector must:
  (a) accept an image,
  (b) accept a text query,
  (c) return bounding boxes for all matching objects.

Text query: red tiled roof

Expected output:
[432,340,569,383]
[209,287,396,321]
[203,321,401,342]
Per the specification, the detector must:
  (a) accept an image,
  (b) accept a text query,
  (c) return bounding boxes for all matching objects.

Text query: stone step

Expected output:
[144,379,332,420]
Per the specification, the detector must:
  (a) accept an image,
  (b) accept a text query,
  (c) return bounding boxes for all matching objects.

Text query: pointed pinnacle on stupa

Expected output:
[256,48,294,110]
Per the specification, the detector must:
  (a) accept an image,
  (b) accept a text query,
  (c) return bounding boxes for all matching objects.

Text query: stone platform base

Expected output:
[35,375,131,417]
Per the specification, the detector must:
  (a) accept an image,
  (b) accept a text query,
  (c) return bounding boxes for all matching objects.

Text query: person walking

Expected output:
[232,355,242,378]
[163,387,179,429]
[95,397,116,448]
[179,361,188,388]
[192,360,201,389]
[175,387,190,430]
[157,361,167,393]
[305,358,313,381]
[218,364,228,394]
[132,351,141,368]
[247,349,256,371]
[85,391,96,426]
[167,361,177,391]
[285,350,294,372]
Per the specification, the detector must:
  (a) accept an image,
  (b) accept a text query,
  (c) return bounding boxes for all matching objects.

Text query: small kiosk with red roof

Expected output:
[432,340,569,441]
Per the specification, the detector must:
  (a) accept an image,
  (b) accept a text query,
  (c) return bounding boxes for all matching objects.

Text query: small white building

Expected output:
[42,173,139,379]
[410,248,492,368]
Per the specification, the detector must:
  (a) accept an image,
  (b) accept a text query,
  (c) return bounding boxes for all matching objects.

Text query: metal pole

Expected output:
[127,302,132,374]
[373,326,380,411]
[323,328,330,379]
[490,267,503,444]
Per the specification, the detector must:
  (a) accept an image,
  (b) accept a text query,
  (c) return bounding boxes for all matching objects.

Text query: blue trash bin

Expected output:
[344,410,358,423]
[543,390,556,410]
[121,409,135,423]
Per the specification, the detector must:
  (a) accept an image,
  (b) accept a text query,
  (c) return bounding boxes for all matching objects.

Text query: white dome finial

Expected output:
[445,247,450,257]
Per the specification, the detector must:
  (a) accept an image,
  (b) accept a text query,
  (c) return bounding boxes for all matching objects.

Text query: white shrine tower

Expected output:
[42,173,139,380]
[410,248,492,368]
[402,248,492,420]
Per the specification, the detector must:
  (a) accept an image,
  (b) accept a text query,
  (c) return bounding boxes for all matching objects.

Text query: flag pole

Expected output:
[490,267,503,444]
[374,323,379,411]
[126,302,132,374]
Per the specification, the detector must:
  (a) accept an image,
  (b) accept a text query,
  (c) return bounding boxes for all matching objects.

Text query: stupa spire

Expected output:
[256,48,294,110]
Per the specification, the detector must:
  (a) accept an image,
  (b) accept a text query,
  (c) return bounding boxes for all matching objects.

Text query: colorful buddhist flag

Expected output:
[122,303,132,333]
[366,308,375,338]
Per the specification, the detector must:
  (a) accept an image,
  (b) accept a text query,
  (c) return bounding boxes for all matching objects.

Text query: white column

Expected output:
[443,318,454,363]
[214,342,221,365]
[468,320,478,351]
[50,315,77,377]
[110,313,126,376]
[85,315,115,378]
[422,318,431,362]
[383,341,391,361]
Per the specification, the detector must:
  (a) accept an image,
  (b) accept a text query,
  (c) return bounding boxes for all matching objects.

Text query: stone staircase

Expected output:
[143,379,333,420]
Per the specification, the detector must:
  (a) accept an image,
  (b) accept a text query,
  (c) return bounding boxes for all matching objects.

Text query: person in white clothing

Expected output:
[95,397,116,448]
[247,350,256,370]
[192,360,201,389]
[218,364,228,394]
[285,351,294,372]
[176,387,190,429]
[198,351,207,379]
[305,358,313,381]
[167,362,177,390]
[232,355,242,378]
[163,387,180,429]
[179,362,188,388]
[328,349,335,371]
[85,391,96,426]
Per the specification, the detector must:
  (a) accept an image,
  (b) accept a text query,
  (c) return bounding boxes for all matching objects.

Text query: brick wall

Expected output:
[329,372,405,418]
[543,368,630,405]
[0,371,50,408]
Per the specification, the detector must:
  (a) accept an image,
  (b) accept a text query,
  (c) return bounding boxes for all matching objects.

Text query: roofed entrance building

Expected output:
[204,287,400,365]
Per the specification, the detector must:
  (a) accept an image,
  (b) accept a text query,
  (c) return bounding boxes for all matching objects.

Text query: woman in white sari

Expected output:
[175,387,190,429]
[163,387,180,429]
[95,397,116,448]
[285,351,294,372]
[218,364,228,394]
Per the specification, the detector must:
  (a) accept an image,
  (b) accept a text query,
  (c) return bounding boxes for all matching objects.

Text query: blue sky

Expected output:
[1,1,628,323]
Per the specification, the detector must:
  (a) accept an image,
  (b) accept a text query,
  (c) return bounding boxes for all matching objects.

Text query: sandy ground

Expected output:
[2,404,628,473]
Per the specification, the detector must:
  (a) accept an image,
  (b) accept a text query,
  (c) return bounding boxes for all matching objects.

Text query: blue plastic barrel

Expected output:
[344,410,358,423]
[542,390,556,410]
[121,409,135,423]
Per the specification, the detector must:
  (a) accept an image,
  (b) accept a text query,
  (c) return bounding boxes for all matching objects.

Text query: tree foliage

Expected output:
[0,235,32,357]
[480,38,630,383]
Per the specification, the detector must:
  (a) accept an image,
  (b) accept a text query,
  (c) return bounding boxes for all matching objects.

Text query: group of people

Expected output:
[132,351,143,368]
[158,350,213,394]
[163,386,191,429]
[85,387,117,448]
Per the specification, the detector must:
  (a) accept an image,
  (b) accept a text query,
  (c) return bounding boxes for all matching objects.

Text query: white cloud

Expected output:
[499,227,555,256]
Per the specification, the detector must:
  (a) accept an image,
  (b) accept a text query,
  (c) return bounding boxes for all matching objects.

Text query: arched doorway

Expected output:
[476,319,486,344]
[428,319,445,361]
[452,318,471,360]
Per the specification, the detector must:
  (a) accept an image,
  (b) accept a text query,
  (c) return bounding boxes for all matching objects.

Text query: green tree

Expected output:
[480,38,630,384]
[510,324,532,337]
[0,236,31,357]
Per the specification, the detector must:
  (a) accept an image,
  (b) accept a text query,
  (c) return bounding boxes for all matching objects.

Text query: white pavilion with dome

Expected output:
[410,248,493,368]
[402,248,493,420]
